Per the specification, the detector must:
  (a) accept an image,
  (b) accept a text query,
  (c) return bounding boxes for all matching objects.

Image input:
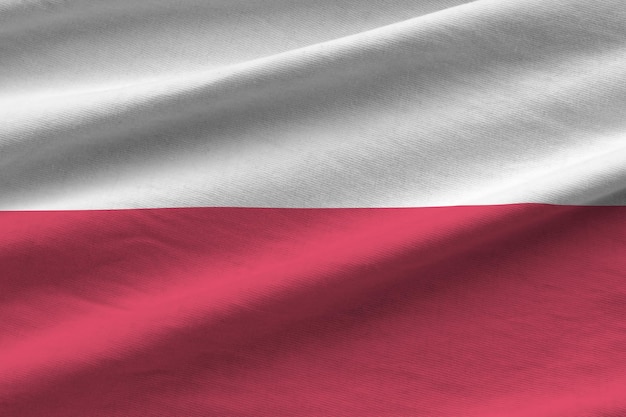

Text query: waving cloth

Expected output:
[2,1,626,415]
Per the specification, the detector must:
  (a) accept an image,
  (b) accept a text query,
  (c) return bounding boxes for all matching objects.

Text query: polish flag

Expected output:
[2,0,626,415]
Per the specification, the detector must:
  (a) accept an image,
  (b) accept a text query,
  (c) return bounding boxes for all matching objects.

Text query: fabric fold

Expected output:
[3,0,626,415]
[3,204,626,416]
[2,0,626,209]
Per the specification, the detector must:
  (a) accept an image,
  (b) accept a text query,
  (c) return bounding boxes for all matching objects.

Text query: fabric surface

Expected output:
[2,0,626,415]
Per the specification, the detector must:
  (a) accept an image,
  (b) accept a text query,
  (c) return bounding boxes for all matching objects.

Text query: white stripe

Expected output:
[1,0,626,209]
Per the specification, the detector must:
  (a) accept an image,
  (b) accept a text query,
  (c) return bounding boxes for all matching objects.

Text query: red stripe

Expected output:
[1,205,626,416]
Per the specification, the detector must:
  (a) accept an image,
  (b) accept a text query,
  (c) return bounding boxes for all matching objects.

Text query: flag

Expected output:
[2,0,626,415]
